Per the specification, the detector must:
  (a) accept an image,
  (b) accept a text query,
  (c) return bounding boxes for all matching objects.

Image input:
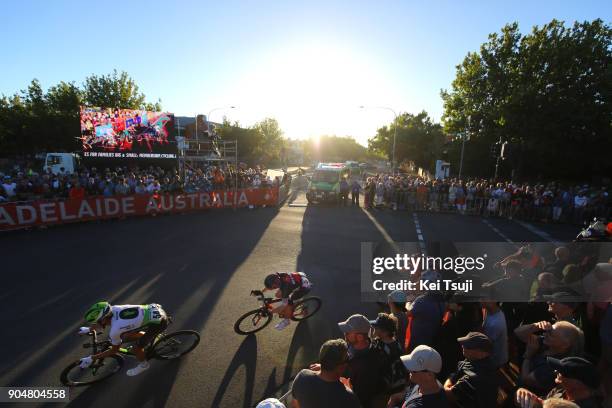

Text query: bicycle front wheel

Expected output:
[291,297,322,321]
[151,330,201,360]
[60,355,124,386]
[234,309,272,335]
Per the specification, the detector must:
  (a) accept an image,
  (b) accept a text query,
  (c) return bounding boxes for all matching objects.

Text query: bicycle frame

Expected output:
[82,317,174,358]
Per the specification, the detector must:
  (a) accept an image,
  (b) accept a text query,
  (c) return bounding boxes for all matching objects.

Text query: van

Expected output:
[306,163,350,204]
[43,153,80,174]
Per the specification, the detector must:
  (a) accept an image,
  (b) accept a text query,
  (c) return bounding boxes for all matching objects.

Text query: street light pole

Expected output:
[359,106,398,175]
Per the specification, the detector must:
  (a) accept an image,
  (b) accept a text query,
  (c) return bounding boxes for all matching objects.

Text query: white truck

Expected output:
[43,153,80,174]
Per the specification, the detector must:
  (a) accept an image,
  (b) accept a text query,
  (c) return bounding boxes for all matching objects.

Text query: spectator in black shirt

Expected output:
[337,314,385,408]
[294,339,360,408]
[370,313,405,391]
[443,332,499,408]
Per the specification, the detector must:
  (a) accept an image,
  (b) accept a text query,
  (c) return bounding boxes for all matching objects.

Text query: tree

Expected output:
[441,19,612,180]
[305,135,375,164]
[253,118,285,165]
[83,69,161,111]
[0,71,162,155]
[215,119,264,165]
[368,111,446,171]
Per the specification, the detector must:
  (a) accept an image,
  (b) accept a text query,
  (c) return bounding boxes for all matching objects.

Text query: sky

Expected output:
[0,0,610,146]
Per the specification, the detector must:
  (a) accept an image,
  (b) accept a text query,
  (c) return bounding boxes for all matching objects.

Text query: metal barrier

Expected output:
[362,190,610,224]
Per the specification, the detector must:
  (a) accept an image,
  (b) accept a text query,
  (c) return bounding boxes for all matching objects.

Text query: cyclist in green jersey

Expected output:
[78,302,168,376]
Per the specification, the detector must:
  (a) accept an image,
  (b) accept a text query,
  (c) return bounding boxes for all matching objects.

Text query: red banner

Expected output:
[0,188,279,231]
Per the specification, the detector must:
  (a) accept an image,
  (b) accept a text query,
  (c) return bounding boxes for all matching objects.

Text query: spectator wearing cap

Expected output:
[388,290,408,350]
[387,345,449,408]
[336,314,385,407]
[294,339,360,408]
[370,313,406,390]
[255,398,286,408]
[405,271,445,353]
[544,292,580,326]
[516,357,602,408]
[515,320,585,396]
[481,301,509,368]
[443,332,499,408]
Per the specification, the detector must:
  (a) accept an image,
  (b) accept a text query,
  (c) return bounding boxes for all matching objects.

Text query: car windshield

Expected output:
[313,170,339,183]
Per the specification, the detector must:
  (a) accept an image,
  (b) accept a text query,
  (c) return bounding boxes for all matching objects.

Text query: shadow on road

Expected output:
[0,207,280,407]
[211,335,258,408]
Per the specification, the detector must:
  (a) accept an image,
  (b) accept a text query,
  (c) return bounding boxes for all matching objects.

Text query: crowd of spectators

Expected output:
[257,244,612,408]
[0,163,283,203]
[360,174,611,225]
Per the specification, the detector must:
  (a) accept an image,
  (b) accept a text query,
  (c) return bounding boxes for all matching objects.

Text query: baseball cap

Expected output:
[369,313,397,335]
[338,314,371,334]
[543,291,580,308]
[400,345,442,373]
[457,332,493,352]
[388,290,407,303]
[256,398,286,408]
[546,357,599,389]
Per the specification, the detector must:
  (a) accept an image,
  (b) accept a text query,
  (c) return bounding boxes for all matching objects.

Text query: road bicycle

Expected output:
[234,290,322,335]
[60,318,200,386]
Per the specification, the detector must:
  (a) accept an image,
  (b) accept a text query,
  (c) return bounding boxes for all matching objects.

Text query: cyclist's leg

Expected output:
[287,287,311,316]
[135,318,169,361]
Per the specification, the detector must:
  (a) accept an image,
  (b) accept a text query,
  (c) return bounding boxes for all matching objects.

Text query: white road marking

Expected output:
[481,219,517,247]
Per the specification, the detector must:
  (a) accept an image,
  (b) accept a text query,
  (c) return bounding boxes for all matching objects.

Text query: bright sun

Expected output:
[226,41,400,145]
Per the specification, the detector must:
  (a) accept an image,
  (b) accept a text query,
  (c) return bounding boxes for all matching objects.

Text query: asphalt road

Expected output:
[0,191,579,408]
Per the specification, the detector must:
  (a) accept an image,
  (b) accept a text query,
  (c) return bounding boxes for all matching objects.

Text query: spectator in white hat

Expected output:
[387,345,449,408]
[255,398,285,408]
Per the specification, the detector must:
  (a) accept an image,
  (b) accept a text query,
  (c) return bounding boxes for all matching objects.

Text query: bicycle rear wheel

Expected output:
[60,355,124,386]
[151,330,200,360]
[291,297,322,321]
[234,309,272,335]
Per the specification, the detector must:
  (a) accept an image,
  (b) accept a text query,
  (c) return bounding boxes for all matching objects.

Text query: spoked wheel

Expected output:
[291,297,322,321]
[60,355,124,386]
[234,309,272,335]
[151,330,201,360]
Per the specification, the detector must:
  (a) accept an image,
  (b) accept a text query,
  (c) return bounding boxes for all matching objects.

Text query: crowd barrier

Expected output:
[367,192,610,223]
[0,187,279,232]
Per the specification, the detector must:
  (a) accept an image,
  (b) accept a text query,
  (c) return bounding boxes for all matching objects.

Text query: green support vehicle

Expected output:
[306,163,350,204]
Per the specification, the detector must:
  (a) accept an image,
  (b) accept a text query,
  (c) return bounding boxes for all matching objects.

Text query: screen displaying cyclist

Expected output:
[78,301,169,376]
[263,272,312,330]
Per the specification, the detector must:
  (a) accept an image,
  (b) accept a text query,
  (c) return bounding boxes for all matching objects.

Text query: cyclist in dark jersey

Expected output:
[263,272,312,330]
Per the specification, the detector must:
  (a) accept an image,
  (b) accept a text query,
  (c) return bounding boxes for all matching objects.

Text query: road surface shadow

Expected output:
[211,335,258,408]
[0,207,279,407]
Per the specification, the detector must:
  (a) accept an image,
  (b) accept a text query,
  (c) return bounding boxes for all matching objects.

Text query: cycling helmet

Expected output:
[84,301,112,324]
[264,274,280,289]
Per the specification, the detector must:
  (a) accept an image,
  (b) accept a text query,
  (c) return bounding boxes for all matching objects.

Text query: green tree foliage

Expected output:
[0,71,161,155]
[368,111,446,171]
[305,135,375,164]
[253,118,285,164]
[441,19,612,180]
[83,70,161,111]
